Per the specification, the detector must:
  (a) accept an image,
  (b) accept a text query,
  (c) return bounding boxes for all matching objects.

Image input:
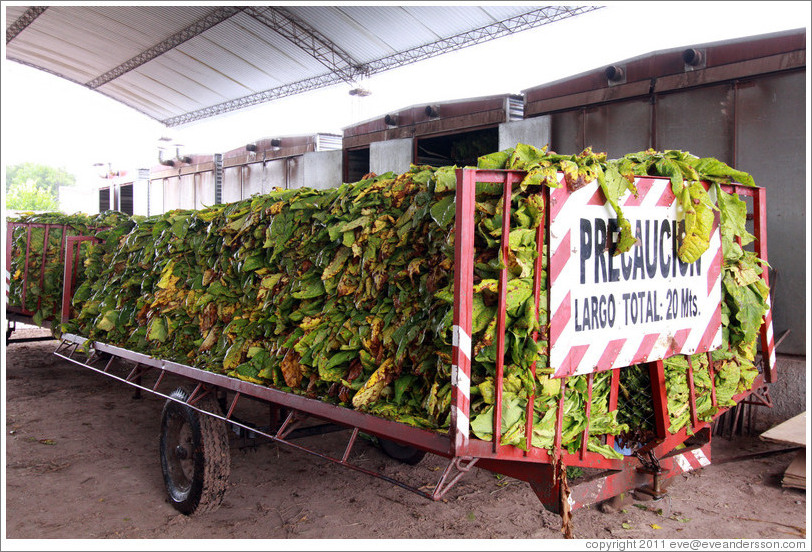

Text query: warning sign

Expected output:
[548,176,723,378]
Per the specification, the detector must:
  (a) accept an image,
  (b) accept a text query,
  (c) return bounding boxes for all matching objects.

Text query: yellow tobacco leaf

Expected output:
[222,340,245,371]
[199,327,218,352]
[352,357,394,408]
[268,201,286,215]
[157,261,178,289]
[300,316,323,331]
[281,350,303,388]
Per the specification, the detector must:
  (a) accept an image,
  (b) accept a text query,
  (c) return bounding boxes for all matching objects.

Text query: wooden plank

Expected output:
[760,411,806,447]
[782,450,806,490]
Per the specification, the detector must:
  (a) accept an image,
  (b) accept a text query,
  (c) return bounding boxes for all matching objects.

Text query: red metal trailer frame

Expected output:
[5,221,108,316]
[10,169,777,518]
[6,221,69,318]
[5,221,103,342]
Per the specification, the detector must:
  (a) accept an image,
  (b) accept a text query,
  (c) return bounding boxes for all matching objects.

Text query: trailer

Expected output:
[5,167,779,533]
[5,218,107,344]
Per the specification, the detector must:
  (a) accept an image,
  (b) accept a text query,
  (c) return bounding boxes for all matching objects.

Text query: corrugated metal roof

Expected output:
[5,5,601,127]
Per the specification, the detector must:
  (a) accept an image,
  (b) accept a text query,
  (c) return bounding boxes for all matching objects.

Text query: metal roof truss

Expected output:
[5,5,601,127]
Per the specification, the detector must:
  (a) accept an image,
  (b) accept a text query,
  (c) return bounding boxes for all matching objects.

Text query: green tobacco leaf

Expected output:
[341,214,373,233]
[393,374,418,405]
[96,309,118,332]
[508,228,536,250]
[678,183,715,263]
[615,213,638,254]
[724,275,767,346]
[291,278,326,299]
[716,184,755,246]
[472,294,496,334]
[598,165,638,254]
[242,253,264,272]
[478,150,511,170]
[508,143,547,169]
[693,157,755,186]
[729,261,761,287]
[433,166,458,193]
[322,247,352,281]
[147,317,168,342]
[430,194,456,229]
[655,156,687,195]
[319,350,356,382]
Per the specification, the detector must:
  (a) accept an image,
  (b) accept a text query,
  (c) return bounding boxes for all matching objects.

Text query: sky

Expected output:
[1,1,810,187]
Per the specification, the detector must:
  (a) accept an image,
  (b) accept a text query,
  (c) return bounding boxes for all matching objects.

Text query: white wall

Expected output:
[59,185,99,215]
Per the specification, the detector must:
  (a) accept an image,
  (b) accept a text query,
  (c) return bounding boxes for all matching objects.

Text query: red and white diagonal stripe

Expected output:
[762,294,776,371]
[451,324,472,449]
[673,448,712,473]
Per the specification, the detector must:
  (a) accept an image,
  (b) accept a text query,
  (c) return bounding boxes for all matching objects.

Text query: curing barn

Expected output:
[145,134,343,215]
[4,4,808,541]
[521,28,806,433]
[341,94,525,181]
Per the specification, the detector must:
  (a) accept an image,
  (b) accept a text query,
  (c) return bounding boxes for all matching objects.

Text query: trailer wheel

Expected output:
[379,438,426,465]
[160,388,231,515]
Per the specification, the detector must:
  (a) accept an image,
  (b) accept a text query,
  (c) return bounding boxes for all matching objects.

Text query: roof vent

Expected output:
[682,48,706,70]
[605,65,626,85]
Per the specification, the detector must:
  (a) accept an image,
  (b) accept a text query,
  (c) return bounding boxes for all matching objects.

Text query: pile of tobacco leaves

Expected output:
[9,145,769,458]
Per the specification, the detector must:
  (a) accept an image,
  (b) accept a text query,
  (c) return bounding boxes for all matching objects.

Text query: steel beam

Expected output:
[162,71,343,127]
[6,6,47,44]
[364,6,601,74]
[245,6,365,84]
[85,7,244,89]
[163,6,602,127]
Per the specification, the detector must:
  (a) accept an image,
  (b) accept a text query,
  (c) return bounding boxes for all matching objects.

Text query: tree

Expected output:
[5,162,76,196]
[5,179,60,211]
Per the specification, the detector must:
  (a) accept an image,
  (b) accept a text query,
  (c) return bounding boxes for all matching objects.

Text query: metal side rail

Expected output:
[53,334,474,503]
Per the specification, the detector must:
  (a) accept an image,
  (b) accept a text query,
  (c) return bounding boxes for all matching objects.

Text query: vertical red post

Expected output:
[553,377,567,461]
[606,368,621,449]
[685,356,699,429]
[493,173,514,452]
[525,183,547,453]
[579,373,594,460]
[72,238,82,284]
[59,225,68,272]
[751,187,775,383]
[62,239,77,325]
[37,225,51,312]
[5,222,14,298]
[22,225,33,312]
[707,352,717,408]
[61,236,97,324]
[450,168,476,457]
[649,361,670,438]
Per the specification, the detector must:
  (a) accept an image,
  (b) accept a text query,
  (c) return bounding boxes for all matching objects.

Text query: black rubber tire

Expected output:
[379,438,426,465]
[160,388,231,515]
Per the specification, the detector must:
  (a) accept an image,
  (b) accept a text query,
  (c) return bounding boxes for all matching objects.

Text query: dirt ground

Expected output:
[3,327,808,545]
